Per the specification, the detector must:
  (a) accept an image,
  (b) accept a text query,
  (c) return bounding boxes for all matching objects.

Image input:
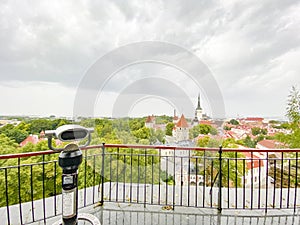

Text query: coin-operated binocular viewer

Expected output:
[45,125,100,225]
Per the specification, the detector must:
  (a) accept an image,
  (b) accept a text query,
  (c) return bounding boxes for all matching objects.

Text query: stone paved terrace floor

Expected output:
[35,203,300,225]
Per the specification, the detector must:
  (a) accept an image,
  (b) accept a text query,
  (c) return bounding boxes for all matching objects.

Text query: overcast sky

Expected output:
[0,0,299,119]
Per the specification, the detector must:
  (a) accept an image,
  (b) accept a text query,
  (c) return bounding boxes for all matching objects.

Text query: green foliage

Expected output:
[165,122,174,136]
[197,136,210,147]
[132,127,150,140]
[28,118,71,134]
[229,119,239,125]
[189,124,218,139]
[286,86,300,128]
[129,118,145,131]
[0,124,29,143]
[272,122,291,129]
[160,171,174,185]
[154,115,172,124]
[251,127,267,136]
[0,134,19,165]
[243,135,256,148]
[222,138,238,148]
[272,86,300,148]
[223,126,231,131]
[149,128,165,144]
[196,136,221,148]
[219,152,245,187]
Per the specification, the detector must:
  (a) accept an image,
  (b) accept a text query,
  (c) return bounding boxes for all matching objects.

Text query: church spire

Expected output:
[196,93,202,110]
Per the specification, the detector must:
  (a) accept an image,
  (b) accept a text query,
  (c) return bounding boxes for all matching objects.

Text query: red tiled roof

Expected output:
[20,135,39,147]
[145,115,155,123]
[176,114,189,128]
[242,152,265,169]
[245,117,264,122]
[257,139,285,149]
[199,120,212,125]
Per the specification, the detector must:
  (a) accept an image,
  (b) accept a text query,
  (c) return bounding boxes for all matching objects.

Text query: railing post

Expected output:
[100,143,105,205]
[218,146,222,213]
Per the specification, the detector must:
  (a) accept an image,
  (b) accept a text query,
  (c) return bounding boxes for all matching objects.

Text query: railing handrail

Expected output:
[1,144,300,160]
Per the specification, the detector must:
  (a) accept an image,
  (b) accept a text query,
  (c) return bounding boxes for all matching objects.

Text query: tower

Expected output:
[195,94,202,121]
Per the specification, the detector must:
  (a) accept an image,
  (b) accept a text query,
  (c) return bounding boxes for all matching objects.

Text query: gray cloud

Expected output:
[0,0,299,117]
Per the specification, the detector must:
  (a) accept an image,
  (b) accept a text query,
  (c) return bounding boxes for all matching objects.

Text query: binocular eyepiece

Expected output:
[45,124,94,151]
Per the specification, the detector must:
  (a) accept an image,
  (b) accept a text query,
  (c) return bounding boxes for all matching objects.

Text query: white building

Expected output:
[172,114,189,142]
[242,152,274,188]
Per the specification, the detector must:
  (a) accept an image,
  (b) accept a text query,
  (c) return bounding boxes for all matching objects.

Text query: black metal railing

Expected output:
[0,144,300,224]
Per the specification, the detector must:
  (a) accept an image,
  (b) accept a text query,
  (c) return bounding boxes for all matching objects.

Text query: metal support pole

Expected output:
[218,146,222,213]
[59,145,82,225]
[100,143,105,205]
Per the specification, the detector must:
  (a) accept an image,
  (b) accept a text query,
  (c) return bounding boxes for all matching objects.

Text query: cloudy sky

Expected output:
[0,0,299,119]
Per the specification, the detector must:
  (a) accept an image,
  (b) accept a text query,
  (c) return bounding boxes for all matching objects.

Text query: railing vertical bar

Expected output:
[188,150,191,207]
[280,152,284,209]
[42,155,46,224]
[144,148,147,207]
[92,154,96,204]
[151,154,154,205]
[130,148,133,203]
[53,161,57,216]
[18,158,23,225]
[203,150,206,208]
[116,147,120,202]
[31,164,35,221]
[166,154,169,206]
[210,159,213,208]
[258,158,261,209]
[287,157,291,208]
[235,152,238,209]
[4,168,10,225]
[195,157,198,207]
[173,149,176,209]
[180,156,183,206]
[243,158,245,209]
[273,159,277,208]
[123,152,126,203]
[265,152,269,213]
[84,150,87,207]
[109,153,112,202]
[218,146,222,213]
[159,149,162,205]
[250,152,253,210]
[101,144,105,205]
[227,158,230,209]
[137,151,140,203]
[294,152,298,213]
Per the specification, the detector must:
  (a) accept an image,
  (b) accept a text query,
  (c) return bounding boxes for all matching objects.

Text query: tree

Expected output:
[243,135,256,148]
[0,124,29,144]
[129,118,145,131]
[229,119,239,125]
[286,86,300,129]
[149,128,165,144]
[251,127,267,136]
[274,86,300,148]
[132,127,150,140]
[165,123,174,136]
[190,124,218,139]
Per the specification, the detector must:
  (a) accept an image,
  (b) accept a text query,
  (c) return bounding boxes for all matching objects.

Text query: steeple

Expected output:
[196,93,202,110]
[194,93,203,122]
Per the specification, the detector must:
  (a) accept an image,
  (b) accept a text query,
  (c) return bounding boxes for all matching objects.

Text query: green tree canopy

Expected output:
[229,119,239,125]
[190,124,218,139]
[165,122,175,136]
[286,86,300,129]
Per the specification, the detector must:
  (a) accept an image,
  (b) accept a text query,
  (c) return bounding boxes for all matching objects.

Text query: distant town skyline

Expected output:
[0,1,299,119]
